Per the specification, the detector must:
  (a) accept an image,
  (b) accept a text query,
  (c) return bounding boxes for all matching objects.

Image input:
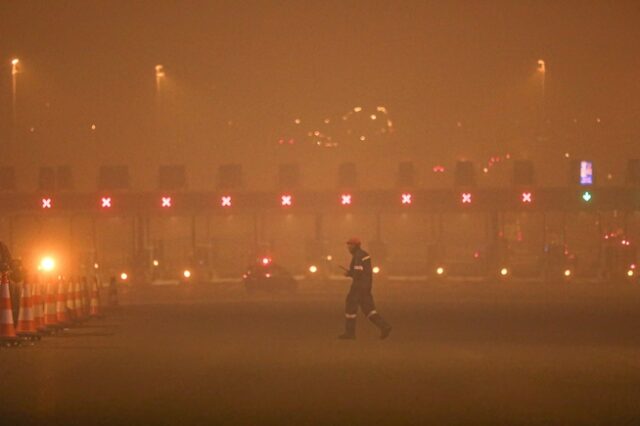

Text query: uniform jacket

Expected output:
[347,248,373,289]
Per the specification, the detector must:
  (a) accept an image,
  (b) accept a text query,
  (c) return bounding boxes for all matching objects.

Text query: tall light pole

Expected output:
[155,64,165,136]
[155,65,165,132]
[537,59,546,102]
[537,59,546,139]
[11,58,19,127]
[10,58,21,153]
[155,64,165,97]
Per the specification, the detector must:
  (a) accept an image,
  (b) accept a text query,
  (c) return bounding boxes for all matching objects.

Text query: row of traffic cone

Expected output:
[0,272,105,347]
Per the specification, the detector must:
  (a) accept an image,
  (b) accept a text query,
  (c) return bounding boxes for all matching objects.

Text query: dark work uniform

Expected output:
[345,248,376,316]
[341,247,391,339]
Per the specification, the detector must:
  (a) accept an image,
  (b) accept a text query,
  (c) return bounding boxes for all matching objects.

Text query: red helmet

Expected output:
[346,237,361,246]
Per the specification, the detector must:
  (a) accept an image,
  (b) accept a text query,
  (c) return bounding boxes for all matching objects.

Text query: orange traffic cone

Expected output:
[16,281,39,339]
[82,277,91,318]
[0,272,18,345]
[90,276,102,318]
[33,280,46,332]
[66,279,77,322]
[44,279,59,329]
[74,280,86,322]
[56,278,70,326]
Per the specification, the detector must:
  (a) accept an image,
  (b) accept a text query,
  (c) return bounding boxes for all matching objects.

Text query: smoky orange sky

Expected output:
[0,0,639,190]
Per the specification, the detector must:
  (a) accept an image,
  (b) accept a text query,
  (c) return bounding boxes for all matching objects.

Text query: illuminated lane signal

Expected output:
[221,196,232,207]
[521,192,533,203]
[582,191,592,202]
[461,192,472,204]
[41,197,52,209]
[401,193,412,205]
[161,196,172,208]
[280,194,293,207]
[341,193,352,206]
[100,197,112,209]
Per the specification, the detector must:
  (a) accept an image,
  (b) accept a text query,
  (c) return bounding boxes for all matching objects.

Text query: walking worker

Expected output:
[339,237,392,340]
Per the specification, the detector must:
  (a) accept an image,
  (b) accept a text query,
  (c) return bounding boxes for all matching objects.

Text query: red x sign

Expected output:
[221,196,232,207]
[161,197,172,208]
[41,198,52,209]
[281,194,293,206]
[101,197,112,208]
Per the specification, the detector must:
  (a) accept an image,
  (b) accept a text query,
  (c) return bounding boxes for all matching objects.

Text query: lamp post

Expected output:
[154,64,165,150]
[537,59,546,102]
[155,64,165,96]
[536,59,546,139]
[11,58,19,128]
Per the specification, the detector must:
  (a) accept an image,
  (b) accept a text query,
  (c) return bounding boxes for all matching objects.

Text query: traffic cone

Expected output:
[66,279,77,322]
[74,280,86,322]
[33,280,46,333]
[56,278,70,326]
[16,281,39,339]
[44,279,59,329]
[82,277,91,318]
[90,276,102,318]
[0,272,18,345]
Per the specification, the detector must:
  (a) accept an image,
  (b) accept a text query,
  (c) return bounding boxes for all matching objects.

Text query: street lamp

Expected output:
[155,64,165,93]
[537,59,546,97]
[537,59,546,94]
[11,58,19,126]
[536,59,546,139]
[154,64,166,147]
[9,58,21,151]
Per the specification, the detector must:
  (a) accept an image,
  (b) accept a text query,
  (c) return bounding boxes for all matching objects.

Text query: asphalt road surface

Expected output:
[1,280,640,425]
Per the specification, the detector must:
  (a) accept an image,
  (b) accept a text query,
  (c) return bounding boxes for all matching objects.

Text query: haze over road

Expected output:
[1,281,639,425]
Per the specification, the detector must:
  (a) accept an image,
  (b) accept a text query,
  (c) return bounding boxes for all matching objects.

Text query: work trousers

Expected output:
[345,285,376,318]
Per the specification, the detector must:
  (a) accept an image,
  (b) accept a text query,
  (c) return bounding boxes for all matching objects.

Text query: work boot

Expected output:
[338,317,356,340]
[368,313,392,340]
